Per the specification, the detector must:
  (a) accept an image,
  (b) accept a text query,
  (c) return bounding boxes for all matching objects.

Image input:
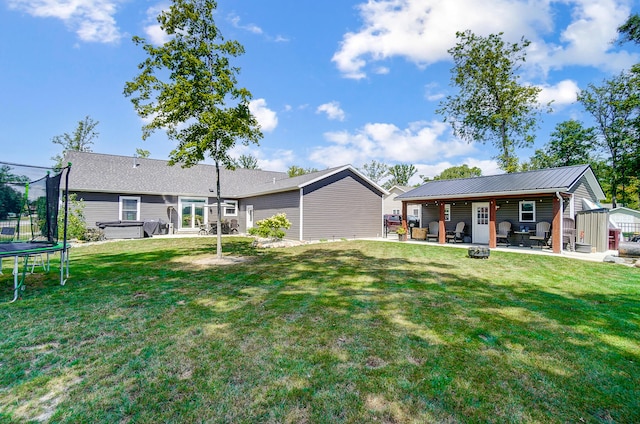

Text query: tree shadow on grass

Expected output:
[1,239,639,423]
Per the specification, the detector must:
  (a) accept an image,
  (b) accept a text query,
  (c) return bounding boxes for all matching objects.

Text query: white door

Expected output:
[246,205,254,229]
[472,202,490,244]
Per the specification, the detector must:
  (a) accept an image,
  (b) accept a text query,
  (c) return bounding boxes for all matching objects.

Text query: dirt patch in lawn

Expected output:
[172,255,253,268]
[191,255,252,266]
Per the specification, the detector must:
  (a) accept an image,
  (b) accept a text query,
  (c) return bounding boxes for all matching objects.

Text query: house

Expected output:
[396,164,606,253]
[64,151,387,241]
[609,207,640,238]
[384,185,421,220]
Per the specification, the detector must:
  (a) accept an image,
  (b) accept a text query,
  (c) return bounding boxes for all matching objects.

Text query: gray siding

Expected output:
[302,170,382,240]
[72,191,178,228]
[570,175,600,215]
[241,191,301,239]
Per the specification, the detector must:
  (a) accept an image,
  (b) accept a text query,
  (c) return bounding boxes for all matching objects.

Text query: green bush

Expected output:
[248,213,291,240]
[58,194,88,240]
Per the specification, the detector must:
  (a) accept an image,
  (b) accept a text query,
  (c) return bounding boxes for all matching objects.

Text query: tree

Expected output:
[359,160,388,184]
[423,164,482,182]
[617,13,640,46]
[135,148,151,158]
[124,0,262,259]
[0,165,24,220]
[287,165,318,177]
[51,116,99,168]
[232,154,260,169]
[384,164,416,189]
[437,31,546,173]
[522,120,597,170]
[578,71,640,208]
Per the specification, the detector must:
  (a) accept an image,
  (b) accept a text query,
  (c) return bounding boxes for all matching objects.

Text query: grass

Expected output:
[1,237,639,423]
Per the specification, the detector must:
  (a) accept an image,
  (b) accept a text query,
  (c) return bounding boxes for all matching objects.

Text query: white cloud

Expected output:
[142,3,171,45]
[229,14,263,35]
[332,0,637,79]
[229,145,293,172]
[424,82,445,102]
[8,0,122,43]
[412,158,501,185]
[309,120,475,168]
[249,99,278,132]
[537,79,580,107]
[316,101,346,121]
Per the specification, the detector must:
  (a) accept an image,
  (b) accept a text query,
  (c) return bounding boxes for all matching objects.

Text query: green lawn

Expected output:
[1,237,639,423]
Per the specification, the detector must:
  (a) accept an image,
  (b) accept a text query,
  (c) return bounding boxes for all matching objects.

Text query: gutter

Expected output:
[398,188,570,202]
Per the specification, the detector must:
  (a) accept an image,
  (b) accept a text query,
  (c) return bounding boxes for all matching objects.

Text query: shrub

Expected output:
[58,194,88,240]
[248,213,292,240]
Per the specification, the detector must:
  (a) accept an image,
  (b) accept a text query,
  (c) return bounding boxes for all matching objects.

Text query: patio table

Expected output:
[513,230,532,247]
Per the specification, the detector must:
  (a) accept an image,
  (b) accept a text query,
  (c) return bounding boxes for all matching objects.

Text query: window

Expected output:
[392,209,400,214]
[444,204,451,222]
[119,196,140,221]
[412,208,419,216]
[224,200,238,217]
[519,201,536,222]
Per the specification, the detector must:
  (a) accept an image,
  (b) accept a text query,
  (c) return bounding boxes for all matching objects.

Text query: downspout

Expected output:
[299,188,304,241]
[556,192,564,253]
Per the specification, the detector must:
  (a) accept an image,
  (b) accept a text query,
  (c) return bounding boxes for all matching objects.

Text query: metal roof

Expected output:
[397,164,604,201]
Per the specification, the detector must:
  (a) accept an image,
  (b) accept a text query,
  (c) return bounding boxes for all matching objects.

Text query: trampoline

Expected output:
[0,161,71,302]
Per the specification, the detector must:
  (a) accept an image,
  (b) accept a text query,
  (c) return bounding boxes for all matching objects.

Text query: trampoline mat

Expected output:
[0,242,63,257]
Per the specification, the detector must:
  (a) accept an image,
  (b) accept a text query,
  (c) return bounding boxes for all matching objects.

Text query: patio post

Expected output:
[438,202,446,244]
[552,195,562,254]
[489,199,497,248]
[401,201,408,233]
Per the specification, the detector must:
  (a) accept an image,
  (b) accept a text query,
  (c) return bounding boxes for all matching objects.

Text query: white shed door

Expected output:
[472,202,490,244]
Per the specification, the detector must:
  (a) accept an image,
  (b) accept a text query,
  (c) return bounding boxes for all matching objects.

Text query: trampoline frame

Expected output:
[0,242,70,302]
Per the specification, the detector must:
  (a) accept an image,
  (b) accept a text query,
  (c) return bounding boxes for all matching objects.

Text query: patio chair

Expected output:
[446,221,466,243]
[529,221,551,248]
[426,221,439,242]
[197,219,208,235]
[562,217,576,251]
[496,221,511,246]
[230,219,239,234]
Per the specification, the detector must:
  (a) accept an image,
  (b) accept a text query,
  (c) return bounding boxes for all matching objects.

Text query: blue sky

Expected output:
[1,0,639,185]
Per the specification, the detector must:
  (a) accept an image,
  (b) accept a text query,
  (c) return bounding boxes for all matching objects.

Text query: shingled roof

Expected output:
[64,151,386,198]
[397,164,604,201]
[65,151,288,197]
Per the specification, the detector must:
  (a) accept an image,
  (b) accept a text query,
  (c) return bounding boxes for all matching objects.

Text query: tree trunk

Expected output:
[215,159,222,259]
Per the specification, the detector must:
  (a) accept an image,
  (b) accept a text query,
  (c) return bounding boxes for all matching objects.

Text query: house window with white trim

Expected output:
[224,200,238,217]
[444,204,451,222]
[519,200,536,222]
[119,196,140,221]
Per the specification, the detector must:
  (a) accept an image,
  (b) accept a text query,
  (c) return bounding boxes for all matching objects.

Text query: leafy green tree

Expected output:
[233,154,260,169]
[359,160,388,184]
[287,165,318,177]
[51,116,99,168]
[522,120,597,170]
[437,31,546,173]
[578,71,640,208]
[384,164,417,189]
[432,164,482,181]
[617,13,640,46]
[135,148,151,158]
[124,0,262,258]
[0,166,24,220]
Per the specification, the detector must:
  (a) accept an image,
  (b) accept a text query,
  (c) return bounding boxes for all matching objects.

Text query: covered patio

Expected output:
[396,165,607,254]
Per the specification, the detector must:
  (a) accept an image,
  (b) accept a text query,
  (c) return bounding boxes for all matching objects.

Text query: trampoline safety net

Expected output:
[0,160,71,302]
